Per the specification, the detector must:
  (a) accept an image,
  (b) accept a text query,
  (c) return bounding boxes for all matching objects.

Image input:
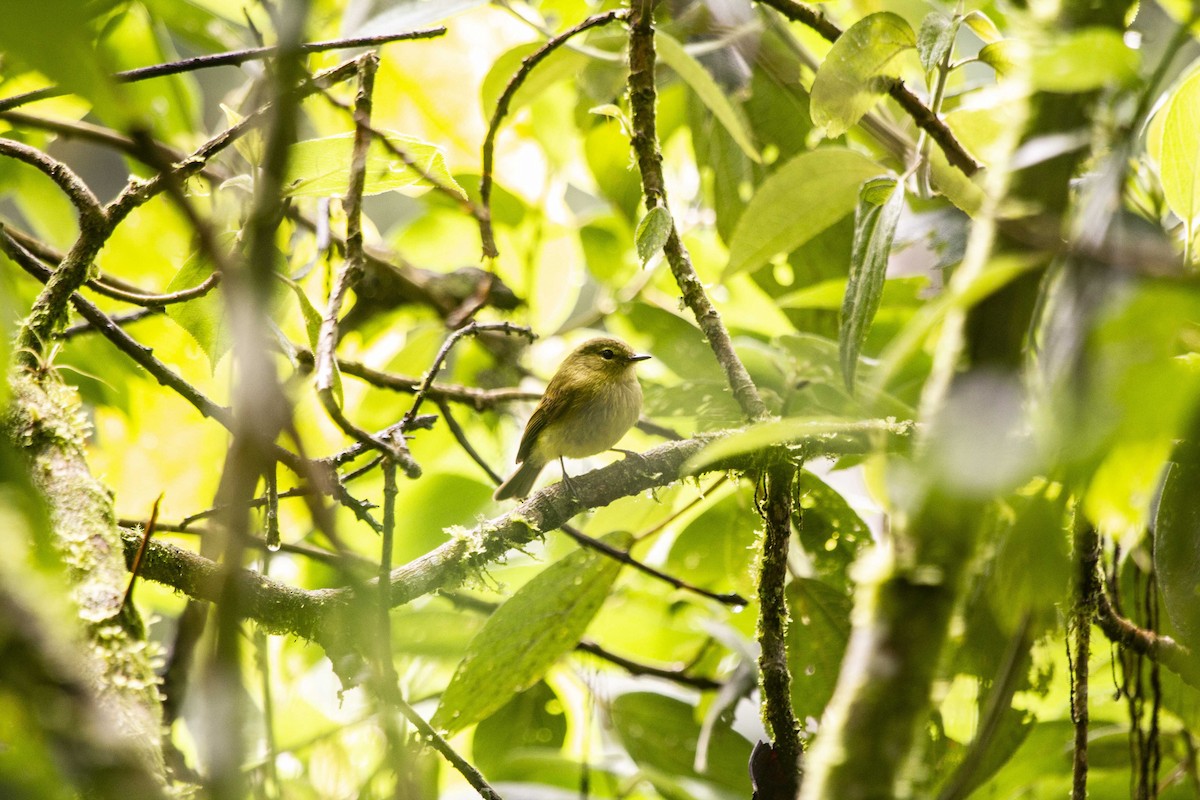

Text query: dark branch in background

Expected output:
[626,0,768,422]
[754,0,982,177]
[337,356,541,408]
[443,591,723,690]
[478,9,628,258]
[0,28,447,113]
[561,522,747,607]
[62,308,159,339]
[1095,571,1199,690]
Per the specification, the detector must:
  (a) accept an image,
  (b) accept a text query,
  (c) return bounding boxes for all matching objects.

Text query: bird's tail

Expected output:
[493,459,545,501]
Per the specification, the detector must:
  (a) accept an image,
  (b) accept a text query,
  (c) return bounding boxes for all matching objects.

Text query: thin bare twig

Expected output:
[402,321,535,426]
[479,9,628,258]
[560,523,748,607]
[313,55,422,474]
[0,28,447,113]
[338,356,540,408]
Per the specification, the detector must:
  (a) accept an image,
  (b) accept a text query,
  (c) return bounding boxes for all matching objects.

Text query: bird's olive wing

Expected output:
[515,391,567,463]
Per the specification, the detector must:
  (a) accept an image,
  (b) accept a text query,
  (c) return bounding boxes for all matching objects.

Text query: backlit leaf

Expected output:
[810,12,917,138]
[431,532,630,733]
[656,31,762,163]
[725,148,885,278]
[635,205,672,265]
[283,131,464,199]
[841,178,905,391]
[1150,60,1200,225]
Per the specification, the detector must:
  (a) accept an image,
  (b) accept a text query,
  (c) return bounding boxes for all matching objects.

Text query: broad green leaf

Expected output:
[794,471,871,587]
[810,12,917,138]
[1150,61,1200,225]
[917,12,956,75]
[978,41,1018,76]
[0,0,129,122]
[472,682,567,777]
[841,178,905,391]
[1030,28,1138,93]
[786,578,851,722]
[283,131,465,199]
[725,148,885,278]
[635,206,672,265]
[666,489,756,595]
[609,692,754,795]
[656,31,762,163]
[1153,434,1200,652]
[686,417,913,472]
[165,251,228,369]
[431,531,631,733]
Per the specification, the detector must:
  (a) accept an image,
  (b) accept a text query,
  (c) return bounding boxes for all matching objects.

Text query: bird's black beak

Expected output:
[629,354,651,362]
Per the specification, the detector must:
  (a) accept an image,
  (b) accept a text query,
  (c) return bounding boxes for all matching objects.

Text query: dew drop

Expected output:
[266,541,282,553]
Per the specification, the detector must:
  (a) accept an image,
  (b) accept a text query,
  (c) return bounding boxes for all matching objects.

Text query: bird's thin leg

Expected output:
[559,456,582,501]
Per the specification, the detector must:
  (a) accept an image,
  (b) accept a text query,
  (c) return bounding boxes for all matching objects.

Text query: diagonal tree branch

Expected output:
[755,0,982,177]
[626,0,768,422]
[0,28,447,113]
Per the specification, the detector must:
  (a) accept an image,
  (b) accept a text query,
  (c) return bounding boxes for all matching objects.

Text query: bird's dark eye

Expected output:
[601,348,615,360]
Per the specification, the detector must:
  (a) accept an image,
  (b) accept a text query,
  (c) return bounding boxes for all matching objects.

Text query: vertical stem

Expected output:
[626,0,768,421]
[757,463,802,794]
[1072,519,1100,800]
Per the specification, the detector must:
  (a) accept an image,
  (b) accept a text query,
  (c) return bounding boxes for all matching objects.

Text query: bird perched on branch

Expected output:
[494,337,650,501]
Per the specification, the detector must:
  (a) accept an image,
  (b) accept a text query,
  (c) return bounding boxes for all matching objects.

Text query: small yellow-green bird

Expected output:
[493,337,650,501]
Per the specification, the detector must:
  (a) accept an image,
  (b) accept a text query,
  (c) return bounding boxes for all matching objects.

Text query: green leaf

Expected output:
[963,10,1002,43]
[279,277,340,404]
[635,206,672,265]
[609,692,754,795]
[794,471,871,587]
[1030,28,1138,93]
[472,682,567,777]
[655,31,762,163]
[666,489,756,595]
[917,12,955,75]
[1150,60,1200,225]
[977,41,1018,76]
[725,148,885,278]
[1154,435,1200,652]
[0,0,129,122]
[786,578,851,722]
[431,531,631,733]
[165,251,228,369]
[840,178,905,391]
[810,12,917,138]
[283,131,465,199]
